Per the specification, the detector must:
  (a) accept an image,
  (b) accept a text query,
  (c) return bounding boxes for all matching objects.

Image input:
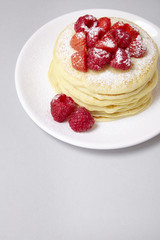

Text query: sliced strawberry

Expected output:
[110,21,126,33]
[71,50,87,72]
[110,48,131,70]
[125,23,140,39]
[128,35,147,58]
[70,31,87,51]
[97,17,111,33]
[95,32,117,52]
[87,27,105,48]
[87,47,111,71]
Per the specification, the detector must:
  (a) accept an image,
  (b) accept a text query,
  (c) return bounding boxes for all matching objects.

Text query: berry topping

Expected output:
[71,15,147,72]
[113,29,131,49]
[125,23,140,39]
[110,48,131,70]
[70,31,87,51]
[87,47,111,71]
[97,17,111,32]
[74,15,98,33]
[95,32,117,52]
[110,21,126,32]
[71,50,87,72]
[87,27,105,48]
[50,94,76,122]
[69,107,95,132]
[128,35,147,58]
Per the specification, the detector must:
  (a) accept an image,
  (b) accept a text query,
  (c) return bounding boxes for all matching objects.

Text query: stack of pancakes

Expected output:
[48,17,158,121]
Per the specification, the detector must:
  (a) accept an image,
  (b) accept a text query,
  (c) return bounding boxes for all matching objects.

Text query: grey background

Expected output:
[1,0,160,239]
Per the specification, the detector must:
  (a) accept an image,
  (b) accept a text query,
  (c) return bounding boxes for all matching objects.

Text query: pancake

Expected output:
[48,17,159,121]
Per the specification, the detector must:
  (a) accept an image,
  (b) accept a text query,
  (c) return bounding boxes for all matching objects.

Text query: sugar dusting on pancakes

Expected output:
[56,18,157,89]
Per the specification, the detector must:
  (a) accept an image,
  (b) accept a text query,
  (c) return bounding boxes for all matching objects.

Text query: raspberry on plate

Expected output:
[87,47,111,71]
[74,14,98,33]
[110,48,131,70]
[71,50,87,72]
[113,28,131,49]
[128,35,147,58]
[50,94,76,122]
[95,32,117,52]
[69,107,95,132]
[70,31,87,51]
[97,17,111,33]
[87,27,105,48]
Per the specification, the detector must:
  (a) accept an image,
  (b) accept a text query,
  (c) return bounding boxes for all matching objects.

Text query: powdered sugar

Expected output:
[56,18,158,92]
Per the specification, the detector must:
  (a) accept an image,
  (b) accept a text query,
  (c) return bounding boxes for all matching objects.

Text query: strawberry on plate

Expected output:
[70,31,87,51]
[71,50,87,72]
[97,17,111,33]
[95,32,117,52]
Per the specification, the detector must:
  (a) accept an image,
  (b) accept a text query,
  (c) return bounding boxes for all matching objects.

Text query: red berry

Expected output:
[98,17,111,32]
[87,27,105,48]
[87,47,111,71]
[70,31,87,51]
[128,35,147,58]
[110,48,131,70]
[95,32,117,52]
[110,21,126,32]
[71,50,87,72]
[74,15,98,33]
[69,107,95,132]
[50,94,76,122]
[113,29,131,49]
[125,23,140,39]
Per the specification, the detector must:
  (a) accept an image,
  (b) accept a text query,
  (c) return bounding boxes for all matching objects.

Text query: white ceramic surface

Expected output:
[15,9,160,149]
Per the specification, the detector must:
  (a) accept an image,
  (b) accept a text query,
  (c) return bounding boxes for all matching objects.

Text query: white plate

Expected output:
[15,9,160,149]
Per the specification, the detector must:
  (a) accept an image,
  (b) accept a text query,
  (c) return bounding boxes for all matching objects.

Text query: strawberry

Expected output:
[110,21,126,33]
[74,15,98,33]
[128,35,147,58]
[113,28,131,49]
[95,32,117,52]
[97,17,111,32]
[125,23,140,39]
[71,50,87,72]
[87,47,111,71]
[110,48,131,70]
[70,31,87,51]
[87,27,105,48]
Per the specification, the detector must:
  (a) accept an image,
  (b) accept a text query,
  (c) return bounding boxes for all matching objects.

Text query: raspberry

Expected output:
[71,50,87,72]
[87,47,111,71]
[74,15,98,33]
[69,107,95,132]
[95,32,117,52]
[70,31,87,51]
[128,35,147,58]
[125,23,140,39]
[50,94,76,122]
[87,27,105,48]
[113,29,131,49]
[97,17,111,32]
[110,48,131,70]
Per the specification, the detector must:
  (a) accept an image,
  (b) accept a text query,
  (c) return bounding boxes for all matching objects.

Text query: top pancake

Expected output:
[54,17,158,94]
